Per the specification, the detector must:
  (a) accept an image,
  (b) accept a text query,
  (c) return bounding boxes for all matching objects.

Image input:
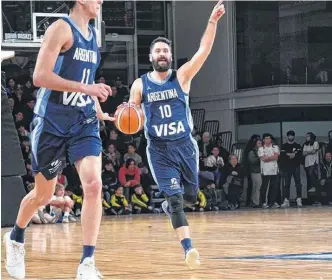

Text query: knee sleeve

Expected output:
[167,193,189,229]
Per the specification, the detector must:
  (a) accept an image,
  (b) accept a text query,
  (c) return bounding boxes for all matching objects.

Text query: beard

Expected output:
[288,137,294,142]
[152,59,171,72]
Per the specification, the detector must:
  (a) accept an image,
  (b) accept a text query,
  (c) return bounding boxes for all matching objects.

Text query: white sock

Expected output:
[64,212,69,218]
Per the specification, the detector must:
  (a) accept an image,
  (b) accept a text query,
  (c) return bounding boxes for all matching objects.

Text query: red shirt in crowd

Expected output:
[118,164,140,186]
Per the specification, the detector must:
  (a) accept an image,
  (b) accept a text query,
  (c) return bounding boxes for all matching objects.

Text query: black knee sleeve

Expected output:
[167,193,189,229]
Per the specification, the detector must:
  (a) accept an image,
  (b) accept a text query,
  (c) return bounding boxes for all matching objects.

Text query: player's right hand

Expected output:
[85,83,112,102]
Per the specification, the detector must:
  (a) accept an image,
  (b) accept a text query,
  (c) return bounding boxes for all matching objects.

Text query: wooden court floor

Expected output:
[2,207,332,279]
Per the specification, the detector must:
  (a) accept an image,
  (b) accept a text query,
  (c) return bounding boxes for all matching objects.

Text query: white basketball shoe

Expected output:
[185,248,201,269]
[76,257,103,280]
[4,231,26,279]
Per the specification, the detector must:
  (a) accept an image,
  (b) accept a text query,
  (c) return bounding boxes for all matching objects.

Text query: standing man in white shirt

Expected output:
[258,133,280,209]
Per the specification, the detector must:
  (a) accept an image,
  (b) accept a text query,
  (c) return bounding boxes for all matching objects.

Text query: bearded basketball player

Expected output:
[128,1,225,269]
[4,1,113,279]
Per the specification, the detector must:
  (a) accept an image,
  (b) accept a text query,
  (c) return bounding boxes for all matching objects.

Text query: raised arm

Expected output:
[33,19,111,102]
[177,1,225,85]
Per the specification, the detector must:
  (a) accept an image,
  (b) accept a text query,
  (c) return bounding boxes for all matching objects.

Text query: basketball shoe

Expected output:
[3,231,25,279]
[185,248,201,269]
[76,257,103,280]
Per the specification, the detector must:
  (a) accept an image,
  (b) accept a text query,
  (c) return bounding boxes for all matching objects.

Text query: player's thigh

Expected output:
[146,145,182,196]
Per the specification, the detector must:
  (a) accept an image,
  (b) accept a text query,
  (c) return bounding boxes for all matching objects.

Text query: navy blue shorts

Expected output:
[30,116,102,180]
[146,135,199,202]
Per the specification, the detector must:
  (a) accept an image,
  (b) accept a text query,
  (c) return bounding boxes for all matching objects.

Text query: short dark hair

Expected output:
[150,37,172,53]
[65,1,76,10]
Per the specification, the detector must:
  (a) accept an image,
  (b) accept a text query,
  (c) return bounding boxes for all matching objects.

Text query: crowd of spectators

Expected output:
[5,73,332,226]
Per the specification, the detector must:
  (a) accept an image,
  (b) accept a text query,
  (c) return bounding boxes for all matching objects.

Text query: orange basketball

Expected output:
[114,103,144,135]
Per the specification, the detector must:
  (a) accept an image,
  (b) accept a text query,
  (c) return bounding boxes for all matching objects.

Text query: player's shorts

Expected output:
[30,115,102,180]
[146,135,199,202]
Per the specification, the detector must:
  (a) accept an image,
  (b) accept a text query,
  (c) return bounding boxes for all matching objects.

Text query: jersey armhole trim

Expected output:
[58,18,75,56]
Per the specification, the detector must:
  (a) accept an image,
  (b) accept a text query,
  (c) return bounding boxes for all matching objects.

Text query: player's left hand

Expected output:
[98,112,115,122]
[210,0,225,23]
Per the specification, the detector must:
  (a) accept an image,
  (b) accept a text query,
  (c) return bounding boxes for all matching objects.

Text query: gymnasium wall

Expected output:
[174,1,236,133]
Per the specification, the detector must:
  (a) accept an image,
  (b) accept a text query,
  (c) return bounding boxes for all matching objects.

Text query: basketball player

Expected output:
[128,0,225,269]
[4,1,113,279]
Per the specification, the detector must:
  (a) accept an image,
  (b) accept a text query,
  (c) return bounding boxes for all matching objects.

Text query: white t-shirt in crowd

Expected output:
[303,141,319,167]
[258,145,280,175]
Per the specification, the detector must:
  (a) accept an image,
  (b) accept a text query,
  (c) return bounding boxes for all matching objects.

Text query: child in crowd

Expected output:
[131,185,153,214]
[185,189,207,212]
[110,186,131,215]
[49,184,76,223]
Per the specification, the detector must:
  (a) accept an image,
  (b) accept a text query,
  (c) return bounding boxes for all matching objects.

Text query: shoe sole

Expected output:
[185,248,200,269]
[3,232,25,280]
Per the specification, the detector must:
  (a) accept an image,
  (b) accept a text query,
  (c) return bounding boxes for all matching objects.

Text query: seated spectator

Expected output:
[14,111,24,123]
[101,192,112,216]
[99,120,109,144]
[124,143,142,165]
[198,131,214,158]
[185,189,207,212]
[102,160,118,202]
[191,125,201,142]
[22,97,35,126]
[108,129,125,153]
[138,162,154,195]
[20,136,31,160]
[6,77,16,97]
[71,187,84,217]
[8,98,15,112]
[104,143,121,171]
[12,84,24,112]
[57,171,68,189]
[50,184,76,223]
[316,152,332,205]
[248,138,262,207]
[17,122,30,139]
[215,137,230,165]
[110,185,131,215]
[131,185,153,214]
[119,159,141,200]
[205,146,224,183]
[224,155,244,210]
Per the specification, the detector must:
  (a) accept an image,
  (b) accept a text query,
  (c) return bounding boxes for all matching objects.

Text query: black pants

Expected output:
[284,166,302,199]
[228,184,243,205]
[305,164,318,191]
[260,175,278,205]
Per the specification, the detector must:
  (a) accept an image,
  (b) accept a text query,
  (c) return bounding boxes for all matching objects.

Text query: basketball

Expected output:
[114,103,144,135]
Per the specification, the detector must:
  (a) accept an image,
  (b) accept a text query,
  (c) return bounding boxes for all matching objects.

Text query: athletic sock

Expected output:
[81,245,95,263]
[181,238,192,254]
[10,223,26,244]
[64,211,69,218]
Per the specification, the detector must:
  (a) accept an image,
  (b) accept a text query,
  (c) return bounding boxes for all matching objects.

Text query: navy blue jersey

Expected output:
[34,17,100,136]
[141,70,193,141]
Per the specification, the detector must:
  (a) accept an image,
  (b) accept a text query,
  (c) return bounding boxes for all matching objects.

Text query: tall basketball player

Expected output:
[128,1,225,269]
[4,1,113,279]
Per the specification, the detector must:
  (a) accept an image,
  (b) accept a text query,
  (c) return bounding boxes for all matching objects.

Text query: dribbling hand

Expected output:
[85,83,112,103]
[210,0,225,24]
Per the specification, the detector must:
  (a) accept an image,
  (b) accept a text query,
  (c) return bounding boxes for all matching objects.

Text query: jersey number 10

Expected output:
[159,105,172,118]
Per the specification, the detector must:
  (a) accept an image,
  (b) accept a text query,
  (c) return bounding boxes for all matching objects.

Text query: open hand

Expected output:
[210,0,225,23]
